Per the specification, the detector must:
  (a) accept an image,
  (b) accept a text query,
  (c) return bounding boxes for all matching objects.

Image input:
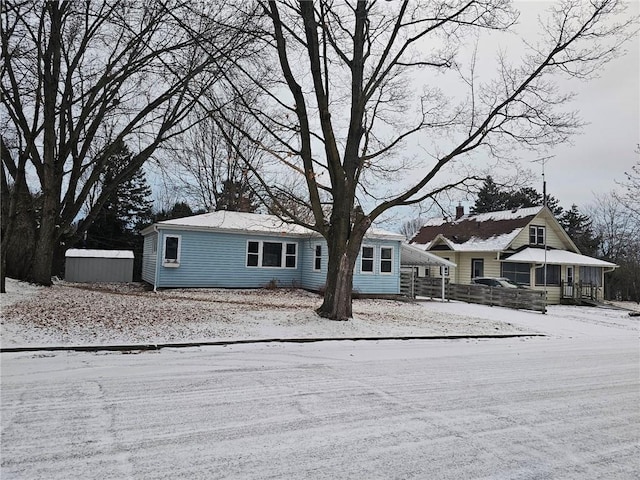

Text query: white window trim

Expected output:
[151,236,157,254]
[379,246,394,275]
[163,234,181,267]
[246,240,298,269]
[313,244,322,272]
[360,244,375,274]
[529,225,546,245]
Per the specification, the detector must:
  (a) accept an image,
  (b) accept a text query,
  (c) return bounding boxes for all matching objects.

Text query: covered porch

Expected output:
[502,248,617,305]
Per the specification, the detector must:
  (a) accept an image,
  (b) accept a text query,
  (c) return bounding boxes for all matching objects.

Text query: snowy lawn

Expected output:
[1,279,538,347]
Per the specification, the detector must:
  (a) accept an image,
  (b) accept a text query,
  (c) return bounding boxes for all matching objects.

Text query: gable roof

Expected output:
[141,211,404,240]
[410,206,543,252]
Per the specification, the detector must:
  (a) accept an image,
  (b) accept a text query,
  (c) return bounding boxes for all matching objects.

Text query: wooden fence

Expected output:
[401,271,546,312]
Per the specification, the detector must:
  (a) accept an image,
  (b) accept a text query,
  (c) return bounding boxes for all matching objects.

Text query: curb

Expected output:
[0,333,545,354]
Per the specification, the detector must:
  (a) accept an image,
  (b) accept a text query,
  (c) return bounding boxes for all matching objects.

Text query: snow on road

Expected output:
[2,331,638,478]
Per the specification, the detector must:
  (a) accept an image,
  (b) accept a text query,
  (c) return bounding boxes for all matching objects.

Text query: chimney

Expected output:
[455,204,464,220]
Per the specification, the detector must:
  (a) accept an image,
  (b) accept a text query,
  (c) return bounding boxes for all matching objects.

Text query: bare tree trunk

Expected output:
[317,206,369,320]
[318,230,356,320]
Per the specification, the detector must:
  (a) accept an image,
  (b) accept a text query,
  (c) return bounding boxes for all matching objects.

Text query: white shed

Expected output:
[65,249,134,283]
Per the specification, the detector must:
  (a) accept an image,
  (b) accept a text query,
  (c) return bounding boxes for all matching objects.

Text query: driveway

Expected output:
[1,308,638,479]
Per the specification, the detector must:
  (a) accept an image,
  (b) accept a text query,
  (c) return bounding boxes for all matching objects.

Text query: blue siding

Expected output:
[142,233,158,284]
[144,228,401,294]
[299,239,327,291]
[155,230,302,288]
[353,240,401,294]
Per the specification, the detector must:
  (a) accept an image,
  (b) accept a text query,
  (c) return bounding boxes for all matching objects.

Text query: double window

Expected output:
[247,241,297,268]
[529,226,546,245]
[360,245,394,274]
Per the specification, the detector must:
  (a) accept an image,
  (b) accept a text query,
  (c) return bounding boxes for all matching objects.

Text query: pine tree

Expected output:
[216,179,259,213]
[471,177,506,214]
[472,177,563,216]
[559,204,600,256]
[83,141,153,279]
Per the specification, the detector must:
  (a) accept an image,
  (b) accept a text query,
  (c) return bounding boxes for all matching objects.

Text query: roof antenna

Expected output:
[531,155,554,314]
[532,155,554,208]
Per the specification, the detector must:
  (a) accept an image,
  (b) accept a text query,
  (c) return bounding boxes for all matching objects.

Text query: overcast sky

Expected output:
[475,0,639,212]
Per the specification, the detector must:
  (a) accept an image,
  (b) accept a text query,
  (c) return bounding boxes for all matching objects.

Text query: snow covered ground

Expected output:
[1,279,536,347]
[1,279,638,478]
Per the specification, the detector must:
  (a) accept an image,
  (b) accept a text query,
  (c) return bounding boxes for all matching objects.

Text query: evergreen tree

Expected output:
[216,179,259,213]
[471,177,506,214]
[152,202,196,222]
[559,204,600,256]
[471,177,563,215]
[83,141,153,279]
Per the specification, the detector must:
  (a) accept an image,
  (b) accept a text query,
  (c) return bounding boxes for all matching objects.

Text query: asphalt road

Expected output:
[1,330,638,478]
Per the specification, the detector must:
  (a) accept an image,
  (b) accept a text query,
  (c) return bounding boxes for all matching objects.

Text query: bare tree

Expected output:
[220,1,635,319]
[616,158,640,219]
[1,1,250,286]
[166,92,265,212]
[589,192,640,301]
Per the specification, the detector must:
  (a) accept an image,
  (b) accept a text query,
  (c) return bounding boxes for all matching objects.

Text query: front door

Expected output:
[472,259,484,279]
[565,266,574,298]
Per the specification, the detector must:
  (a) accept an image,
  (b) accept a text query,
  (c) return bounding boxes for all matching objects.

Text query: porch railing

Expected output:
[561,281,599,301]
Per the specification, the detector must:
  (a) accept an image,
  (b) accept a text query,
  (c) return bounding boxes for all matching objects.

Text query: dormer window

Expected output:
[529,226,545,245]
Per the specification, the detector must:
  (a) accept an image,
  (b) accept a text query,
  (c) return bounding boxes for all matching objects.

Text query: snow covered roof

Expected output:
[143,211,403,240]
[410,206,543,252]
[502,248,617,268]
[65,249,134,259]
[400,244,457,267]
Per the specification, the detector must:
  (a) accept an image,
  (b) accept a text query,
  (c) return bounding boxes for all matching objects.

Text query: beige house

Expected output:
[409,206,617,304]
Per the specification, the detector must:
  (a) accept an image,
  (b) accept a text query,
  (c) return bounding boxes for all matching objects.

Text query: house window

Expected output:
[247,241,259,266]
[262,242,282,267]
[580,266,602,286]
[501,262,530,285]
[163,235,181,266]
[535,264,560,286]
[440,257,450,277]
[152,237,157,254]
[380,247,393,274]
[361,246,374,273]
[314,245,322,271]
[529,226,545,245]
[285,243,297,268]
[471,258,484,278]
[246,241,297,268]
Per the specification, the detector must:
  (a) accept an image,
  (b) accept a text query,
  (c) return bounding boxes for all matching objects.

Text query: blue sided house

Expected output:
[141,211,405,294]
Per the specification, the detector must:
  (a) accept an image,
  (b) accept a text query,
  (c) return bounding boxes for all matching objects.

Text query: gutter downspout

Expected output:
[153,225,160,292]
